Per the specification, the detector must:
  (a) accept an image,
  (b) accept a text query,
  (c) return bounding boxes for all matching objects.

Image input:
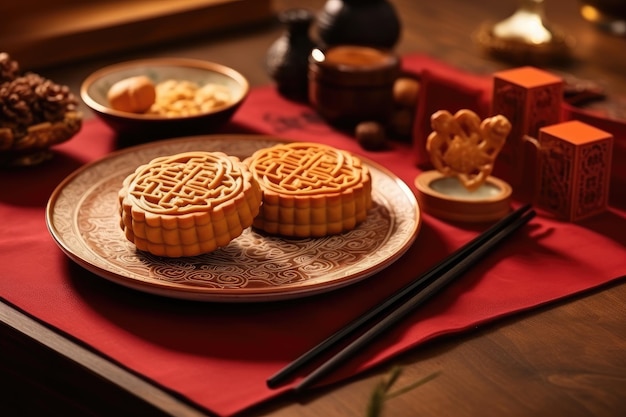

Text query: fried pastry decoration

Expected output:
[426,109,511,191]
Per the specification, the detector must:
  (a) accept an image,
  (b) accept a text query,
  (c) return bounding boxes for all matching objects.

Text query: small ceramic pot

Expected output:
[265,8,316,102]
[308,45,400,126]
[316,0,401,49]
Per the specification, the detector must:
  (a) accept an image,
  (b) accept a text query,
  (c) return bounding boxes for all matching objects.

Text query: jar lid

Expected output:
[309,45,399,86]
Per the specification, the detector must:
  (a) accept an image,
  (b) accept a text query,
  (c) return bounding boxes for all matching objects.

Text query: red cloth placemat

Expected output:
[1,55,625,416]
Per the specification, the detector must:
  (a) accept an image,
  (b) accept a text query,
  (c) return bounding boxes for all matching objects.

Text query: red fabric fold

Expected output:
[1,54,625,417]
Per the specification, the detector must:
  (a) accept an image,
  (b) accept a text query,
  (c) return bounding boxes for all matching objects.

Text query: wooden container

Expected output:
[308,45,400,126]
[491,66,563,194]
[415,171,512,223]
[534,120,613,221]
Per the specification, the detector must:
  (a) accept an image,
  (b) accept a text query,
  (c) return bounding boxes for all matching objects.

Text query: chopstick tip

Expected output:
[266,374,286,390]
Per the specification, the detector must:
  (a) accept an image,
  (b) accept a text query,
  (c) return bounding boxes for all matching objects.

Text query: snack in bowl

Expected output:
[106,75,233,118]
[147,79,232,117]
[118,151,262,257]
[244,142,373,238]
[80,57,249,137]
[107,75,156,113]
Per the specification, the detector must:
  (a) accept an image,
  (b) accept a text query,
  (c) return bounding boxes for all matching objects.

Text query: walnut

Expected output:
[0,53,82,160]
[0,78,36,130]
[34,76,78,121]
[0,52,19,83]
[355,121,387,150]
[0,73,78,135]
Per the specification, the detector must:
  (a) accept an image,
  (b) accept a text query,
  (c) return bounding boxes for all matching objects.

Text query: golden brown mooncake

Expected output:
[118,151,262,257]
[244,142,373,237]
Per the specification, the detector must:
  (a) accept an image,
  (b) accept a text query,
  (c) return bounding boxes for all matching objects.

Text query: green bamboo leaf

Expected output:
[366,367,441,417]
[385,371,441,400]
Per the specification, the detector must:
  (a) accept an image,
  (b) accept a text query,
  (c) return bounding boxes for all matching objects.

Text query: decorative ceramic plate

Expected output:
[46,135,421,302]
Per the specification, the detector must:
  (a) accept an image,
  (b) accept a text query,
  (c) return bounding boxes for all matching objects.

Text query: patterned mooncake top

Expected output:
[123,151,251,215]
[245,142,369,196]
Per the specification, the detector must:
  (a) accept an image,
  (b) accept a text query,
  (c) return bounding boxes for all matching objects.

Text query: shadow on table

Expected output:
[0,150,86,207]
[62,219,453,363]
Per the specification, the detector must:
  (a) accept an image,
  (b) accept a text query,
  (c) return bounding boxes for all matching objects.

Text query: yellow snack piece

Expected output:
[147,79,232,117]
[107,75,156,113]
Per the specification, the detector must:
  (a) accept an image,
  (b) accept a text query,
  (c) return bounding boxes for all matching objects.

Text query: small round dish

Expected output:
[80,57,249,138]
[415,170,512,223]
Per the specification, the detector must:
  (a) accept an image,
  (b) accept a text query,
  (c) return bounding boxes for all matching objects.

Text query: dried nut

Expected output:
[0,52,20,83]
[148,79,232,117]
[393,77,420,107]
[107,75,156,113]
[0,127,13,151]
[355,121,386,150]
[0,52,82,163]
[14,112,82,151]
[389,107,414,138]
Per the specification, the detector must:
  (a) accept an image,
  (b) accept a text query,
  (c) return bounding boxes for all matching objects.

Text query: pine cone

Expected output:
[0,52,19,83]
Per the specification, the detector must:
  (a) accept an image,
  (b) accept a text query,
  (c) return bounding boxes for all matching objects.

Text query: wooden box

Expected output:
[536,120,613,221]
[492,66,563,193]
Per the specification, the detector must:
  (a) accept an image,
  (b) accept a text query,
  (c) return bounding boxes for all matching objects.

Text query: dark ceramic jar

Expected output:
[265,8,316,102]
[308,45,400,126]
[315,0,401,49]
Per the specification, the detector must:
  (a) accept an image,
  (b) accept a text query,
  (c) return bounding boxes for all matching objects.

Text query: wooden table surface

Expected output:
[2,1,625,416]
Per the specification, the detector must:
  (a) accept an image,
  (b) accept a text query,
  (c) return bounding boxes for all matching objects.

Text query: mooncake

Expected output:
[119,151,262,257]
[244,142,372,237]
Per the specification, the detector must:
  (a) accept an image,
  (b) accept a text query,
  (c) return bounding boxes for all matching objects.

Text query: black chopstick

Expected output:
[294,207,535,391]
[267,203,534,389]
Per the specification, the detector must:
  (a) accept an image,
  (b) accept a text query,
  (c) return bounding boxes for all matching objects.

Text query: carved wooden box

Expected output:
[492,66,563,192]
[536,120,613,221]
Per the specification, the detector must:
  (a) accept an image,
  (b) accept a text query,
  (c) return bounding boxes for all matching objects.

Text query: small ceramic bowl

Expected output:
[81,57,249,138]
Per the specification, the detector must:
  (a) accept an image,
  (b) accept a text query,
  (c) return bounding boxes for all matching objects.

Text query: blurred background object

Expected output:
[315,0,401,49]
[474,0,574,65]
[265,8,316,102]
[579,0,626,36]
[0,0,273,70]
